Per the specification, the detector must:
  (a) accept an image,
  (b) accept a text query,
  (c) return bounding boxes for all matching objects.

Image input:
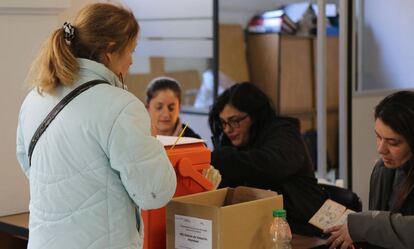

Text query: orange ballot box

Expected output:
[142,135,214,249]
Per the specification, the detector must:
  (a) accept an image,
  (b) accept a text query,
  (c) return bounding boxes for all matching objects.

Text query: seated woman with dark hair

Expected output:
[326,91,414,249]
[146,76,200,138]
[208,82,328,236]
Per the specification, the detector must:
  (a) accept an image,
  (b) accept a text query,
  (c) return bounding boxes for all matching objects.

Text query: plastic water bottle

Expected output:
[269,209,292,249]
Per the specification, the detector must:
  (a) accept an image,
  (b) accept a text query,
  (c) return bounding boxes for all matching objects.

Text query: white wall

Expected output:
[58,0,95,21]
[359,0,414,91]
[352,91,391,210]
[0,0,69,216]
[180,112,212,149]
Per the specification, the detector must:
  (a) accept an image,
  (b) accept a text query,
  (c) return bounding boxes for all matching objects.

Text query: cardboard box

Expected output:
[166,186,283,249]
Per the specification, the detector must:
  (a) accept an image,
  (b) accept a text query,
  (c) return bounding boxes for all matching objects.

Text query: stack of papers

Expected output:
[156,135,205,146]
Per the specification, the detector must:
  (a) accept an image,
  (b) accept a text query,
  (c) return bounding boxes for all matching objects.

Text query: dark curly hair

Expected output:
[208,82,277,147]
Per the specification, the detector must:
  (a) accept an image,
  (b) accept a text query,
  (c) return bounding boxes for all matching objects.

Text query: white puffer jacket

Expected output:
[16,58,177,249]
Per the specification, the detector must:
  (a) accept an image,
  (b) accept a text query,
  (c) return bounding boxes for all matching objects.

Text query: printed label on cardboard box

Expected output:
[175,215,212,249]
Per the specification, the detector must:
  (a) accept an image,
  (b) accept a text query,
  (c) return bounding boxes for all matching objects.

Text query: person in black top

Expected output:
[146,76,201,138]
[208,82,328,236]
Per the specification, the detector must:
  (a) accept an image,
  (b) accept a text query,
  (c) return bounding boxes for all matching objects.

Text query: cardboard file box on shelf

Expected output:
[142,136,213,249]
[166,186,283,249]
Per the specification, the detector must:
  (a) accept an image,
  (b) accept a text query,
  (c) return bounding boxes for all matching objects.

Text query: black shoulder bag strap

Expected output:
[28,79,109,166]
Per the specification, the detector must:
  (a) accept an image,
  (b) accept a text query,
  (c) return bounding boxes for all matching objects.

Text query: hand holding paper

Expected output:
[308,199,355,231]
[202,165,222,190]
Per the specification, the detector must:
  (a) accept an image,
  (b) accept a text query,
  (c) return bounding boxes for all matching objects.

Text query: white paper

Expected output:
[156,135,205,146]
[175,215,212,249]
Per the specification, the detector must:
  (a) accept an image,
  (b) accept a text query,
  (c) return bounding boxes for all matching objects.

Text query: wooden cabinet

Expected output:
[246,34,339,167]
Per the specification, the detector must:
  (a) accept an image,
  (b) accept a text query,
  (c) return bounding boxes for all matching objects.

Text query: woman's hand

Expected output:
[202,165,222,190]
[324,223,354,249]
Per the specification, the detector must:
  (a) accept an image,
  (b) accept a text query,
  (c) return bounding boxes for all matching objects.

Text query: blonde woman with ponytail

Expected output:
[16,3,176,249]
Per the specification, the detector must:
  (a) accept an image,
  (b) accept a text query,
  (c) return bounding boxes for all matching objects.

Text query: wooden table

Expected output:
[0,212,28,249]
[0,212,29,239]
[0,213,326,249]
[292,234,327,249]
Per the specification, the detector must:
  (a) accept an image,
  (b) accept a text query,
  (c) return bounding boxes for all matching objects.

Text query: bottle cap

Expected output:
[273,209,286,218]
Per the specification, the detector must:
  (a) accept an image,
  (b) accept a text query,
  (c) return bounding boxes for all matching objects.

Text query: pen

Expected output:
[169,123,188,150]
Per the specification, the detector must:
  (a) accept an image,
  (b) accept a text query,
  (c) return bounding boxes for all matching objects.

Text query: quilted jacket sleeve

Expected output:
[16,112,30,178]
[107,99,177,210]
[348,211,414,249]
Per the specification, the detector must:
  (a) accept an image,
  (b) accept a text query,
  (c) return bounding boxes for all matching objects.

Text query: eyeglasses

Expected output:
[219,114,249,130]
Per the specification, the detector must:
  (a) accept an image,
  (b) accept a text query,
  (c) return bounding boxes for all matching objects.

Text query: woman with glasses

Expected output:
[208,82,328,236]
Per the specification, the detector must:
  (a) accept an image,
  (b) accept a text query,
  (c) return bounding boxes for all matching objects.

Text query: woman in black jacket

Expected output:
[208,82,327,236]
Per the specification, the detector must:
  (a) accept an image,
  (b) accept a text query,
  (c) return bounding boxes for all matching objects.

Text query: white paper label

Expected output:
[175,214,212,249]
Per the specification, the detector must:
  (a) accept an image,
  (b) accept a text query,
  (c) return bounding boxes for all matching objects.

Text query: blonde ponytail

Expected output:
[27,3,139,95]
[27,26,78,94]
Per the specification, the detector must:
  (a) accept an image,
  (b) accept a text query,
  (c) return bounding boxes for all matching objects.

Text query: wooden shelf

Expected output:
[247,33,339,167]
